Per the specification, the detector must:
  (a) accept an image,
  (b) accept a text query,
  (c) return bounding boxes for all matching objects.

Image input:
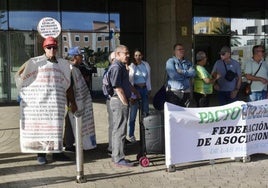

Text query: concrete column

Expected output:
[146,0,192,94]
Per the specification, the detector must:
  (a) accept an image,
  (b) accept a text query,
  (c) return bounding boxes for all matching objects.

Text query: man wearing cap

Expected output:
[211,46,242,105]
[64,46,97,152]
[15,37,77,165]
[63,46,83,152]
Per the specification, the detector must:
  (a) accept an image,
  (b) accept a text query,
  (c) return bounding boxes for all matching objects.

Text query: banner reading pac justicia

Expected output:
[164,100,268,167]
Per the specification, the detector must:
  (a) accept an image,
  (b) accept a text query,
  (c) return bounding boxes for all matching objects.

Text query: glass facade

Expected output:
[0,0,267,104]
[193,0,268,73]
[0,0,144,103]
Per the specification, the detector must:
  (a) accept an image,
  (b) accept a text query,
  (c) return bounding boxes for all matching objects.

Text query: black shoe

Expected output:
[52,153,71,161]
[37,156,48,165]
[125,139,132,145]
[107,150,112,156]
[37,153,48,165]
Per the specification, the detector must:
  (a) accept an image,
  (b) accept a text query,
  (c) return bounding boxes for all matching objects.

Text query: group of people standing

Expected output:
[166,43,267,109]
[15,35,266,167]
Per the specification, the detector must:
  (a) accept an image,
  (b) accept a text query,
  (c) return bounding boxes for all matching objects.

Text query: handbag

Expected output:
[153,85,166,111]
[244,83,252,96]
[223,62,237,82]
[153,73,167,111]
[243,62,262,96]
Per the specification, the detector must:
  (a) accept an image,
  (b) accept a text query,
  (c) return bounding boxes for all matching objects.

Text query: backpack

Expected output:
[102,64,115,97]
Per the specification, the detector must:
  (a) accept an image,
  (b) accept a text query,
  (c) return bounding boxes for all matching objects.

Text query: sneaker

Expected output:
[64,146,75,152]
[52,153,71,161]
[129,136,137,143]
[37,156,48,165]
[115,159,134,167]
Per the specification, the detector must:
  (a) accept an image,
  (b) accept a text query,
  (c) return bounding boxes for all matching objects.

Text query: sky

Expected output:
[7,11,120,31]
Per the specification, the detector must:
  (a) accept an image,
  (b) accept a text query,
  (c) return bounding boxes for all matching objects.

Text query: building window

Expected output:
[63,35,67,41]
[64,46,68,53]
[104,47,108,52]
[74,35,80,42]
[262,25,268,34]
[84,36,89,42]
[246,39,257,45]
[97,36,102,41]
[97,47,101,52]
[244,26,258,34]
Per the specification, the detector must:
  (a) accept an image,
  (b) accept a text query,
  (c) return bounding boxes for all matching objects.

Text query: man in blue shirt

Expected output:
[165,43,195,107]
[109,45,135,167]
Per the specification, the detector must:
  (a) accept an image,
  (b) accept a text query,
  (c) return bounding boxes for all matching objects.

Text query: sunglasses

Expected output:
[46,46,58,50]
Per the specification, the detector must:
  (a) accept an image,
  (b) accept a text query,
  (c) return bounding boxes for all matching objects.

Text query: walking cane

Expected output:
[74,111,86,183]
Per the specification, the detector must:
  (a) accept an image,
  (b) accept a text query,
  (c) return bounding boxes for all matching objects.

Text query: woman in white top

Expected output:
[128,49,151,142]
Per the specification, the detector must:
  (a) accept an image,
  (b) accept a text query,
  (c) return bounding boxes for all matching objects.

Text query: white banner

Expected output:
[165,100,268,167]
[16,55,71,153]
[68,67,96,150]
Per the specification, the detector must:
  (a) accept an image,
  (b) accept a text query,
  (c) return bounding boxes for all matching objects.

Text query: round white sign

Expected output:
[37,17,61,38]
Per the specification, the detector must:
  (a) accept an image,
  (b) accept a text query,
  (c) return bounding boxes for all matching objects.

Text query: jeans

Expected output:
[110,96,129,163]
[249,90,267,101]
[193,92,210,107]
[128,87,149,137]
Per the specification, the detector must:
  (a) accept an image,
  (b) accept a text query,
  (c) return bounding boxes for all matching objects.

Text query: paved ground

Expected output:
[1,98,268,188]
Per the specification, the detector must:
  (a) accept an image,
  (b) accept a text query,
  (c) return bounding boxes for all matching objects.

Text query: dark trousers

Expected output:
[218,91,237,105]
[193,92,210,107]
[63,114,75,148]
[166,90,191,107]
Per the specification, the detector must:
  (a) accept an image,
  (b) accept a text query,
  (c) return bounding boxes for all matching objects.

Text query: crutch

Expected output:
[74,111,86,183]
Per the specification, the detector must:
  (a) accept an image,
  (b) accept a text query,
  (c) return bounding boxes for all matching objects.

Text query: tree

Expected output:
[212,23,241,47]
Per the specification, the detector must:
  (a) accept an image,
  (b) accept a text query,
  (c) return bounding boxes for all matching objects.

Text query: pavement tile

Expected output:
[1,101,268,187]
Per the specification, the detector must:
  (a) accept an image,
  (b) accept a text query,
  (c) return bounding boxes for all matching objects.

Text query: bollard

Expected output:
[74,112,86,183]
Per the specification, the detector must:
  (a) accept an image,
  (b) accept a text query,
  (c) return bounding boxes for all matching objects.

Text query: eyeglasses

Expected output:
[46,46,58,50]
[257,50,265,53]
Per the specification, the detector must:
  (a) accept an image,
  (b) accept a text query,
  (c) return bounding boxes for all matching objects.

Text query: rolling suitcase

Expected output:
[137,101,165,167]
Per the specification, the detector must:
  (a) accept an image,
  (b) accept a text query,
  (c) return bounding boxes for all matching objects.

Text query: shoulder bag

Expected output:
[244,62,262,96]
[153,72,167,111]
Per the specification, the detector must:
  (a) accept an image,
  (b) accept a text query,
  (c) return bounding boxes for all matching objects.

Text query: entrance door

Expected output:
[194,35,230,73]
[0,32,9,102]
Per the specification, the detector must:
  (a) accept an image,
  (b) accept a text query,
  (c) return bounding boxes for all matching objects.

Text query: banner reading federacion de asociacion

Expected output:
[165,100,268,167]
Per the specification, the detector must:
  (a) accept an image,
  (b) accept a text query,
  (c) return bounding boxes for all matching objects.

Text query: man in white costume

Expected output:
[15,37,77,165]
